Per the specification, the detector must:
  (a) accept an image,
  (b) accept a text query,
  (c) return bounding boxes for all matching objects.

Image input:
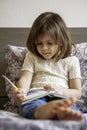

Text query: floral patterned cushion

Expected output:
[3,43,87,113]
[74,43,87,112]
[3,45,27,112]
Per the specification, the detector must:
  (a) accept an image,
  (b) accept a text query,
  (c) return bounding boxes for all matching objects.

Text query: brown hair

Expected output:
[27,12,73,61]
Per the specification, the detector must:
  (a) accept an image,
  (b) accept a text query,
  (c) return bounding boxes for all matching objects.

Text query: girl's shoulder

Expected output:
[26,50,34,56]
[26,51,37,59]
[60,55,79,62]
[65,55,79,61]
[26,51,43,62]
[59,56,79,67]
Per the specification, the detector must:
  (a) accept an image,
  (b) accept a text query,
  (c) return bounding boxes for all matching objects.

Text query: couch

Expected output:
[0,28,87,130]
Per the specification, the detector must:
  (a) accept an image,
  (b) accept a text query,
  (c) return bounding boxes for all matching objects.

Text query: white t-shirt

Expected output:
[21,51,81,89]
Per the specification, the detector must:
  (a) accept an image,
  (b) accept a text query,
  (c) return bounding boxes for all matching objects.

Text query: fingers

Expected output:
[10,88,27,104]
[44,85,52,90]
[16,91,26,101]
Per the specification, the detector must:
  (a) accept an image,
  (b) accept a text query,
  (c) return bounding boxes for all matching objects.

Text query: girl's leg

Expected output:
[34,98,83,120]
[19,93,83,120]
[19,98,47,119]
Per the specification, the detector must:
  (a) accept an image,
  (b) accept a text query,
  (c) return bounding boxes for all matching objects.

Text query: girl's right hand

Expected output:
[11,88,27,105]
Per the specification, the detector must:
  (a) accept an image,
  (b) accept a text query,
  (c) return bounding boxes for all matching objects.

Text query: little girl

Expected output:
[12,12,83,120]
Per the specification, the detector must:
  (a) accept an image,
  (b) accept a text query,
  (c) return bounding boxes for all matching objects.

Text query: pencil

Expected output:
[2,75,18,91]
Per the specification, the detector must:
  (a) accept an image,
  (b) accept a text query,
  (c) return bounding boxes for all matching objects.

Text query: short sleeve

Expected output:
[21,51,34,72]
[68,56,81,79]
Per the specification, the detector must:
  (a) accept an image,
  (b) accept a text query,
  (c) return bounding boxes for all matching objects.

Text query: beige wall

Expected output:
[0,0,87,27]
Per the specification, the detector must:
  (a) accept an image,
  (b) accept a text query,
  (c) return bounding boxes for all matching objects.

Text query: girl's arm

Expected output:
[44,78,82,100]
[68,78,82,99]
[11,70,33,104]
[17,70,33,92]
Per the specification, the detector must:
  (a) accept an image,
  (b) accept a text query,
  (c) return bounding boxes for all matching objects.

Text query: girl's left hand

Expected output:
[44,85,64,95]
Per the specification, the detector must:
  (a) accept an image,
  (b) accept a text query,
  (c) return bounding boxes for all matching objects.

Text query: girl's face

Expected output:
[36,34,59,60]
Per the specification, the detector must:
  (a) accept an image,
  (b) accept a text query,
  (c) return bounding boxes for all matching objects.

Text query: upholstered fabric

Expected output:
[0,110,87,130]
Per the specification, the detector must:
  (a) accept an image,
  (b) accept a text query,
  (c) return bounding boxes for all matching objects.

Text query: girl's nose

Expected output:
[42,44,48,50]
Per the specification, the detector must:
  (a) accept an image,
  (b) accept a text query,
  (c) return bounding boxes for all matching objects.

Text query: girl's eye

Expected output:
[48,42,54,45]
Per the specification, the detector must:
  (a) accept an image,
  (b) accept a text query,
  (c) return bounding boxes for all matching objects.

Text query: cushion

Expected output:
[4,45,28,105]
[4,43,87,113]
[74,43,87,112]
